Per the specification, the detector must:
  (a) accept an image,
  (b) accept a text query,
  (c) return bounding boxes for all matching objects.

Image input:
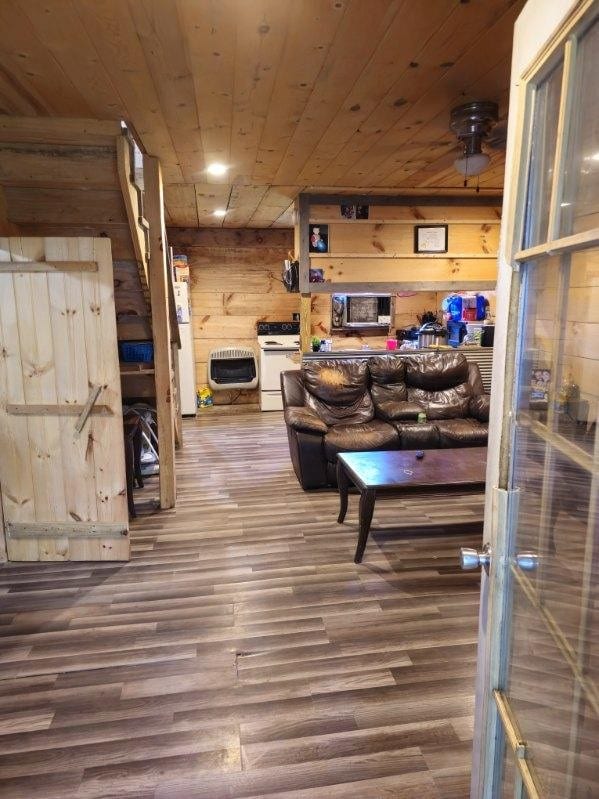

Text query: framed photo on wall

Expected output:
[309,224,329,253]
[414,224,448,253]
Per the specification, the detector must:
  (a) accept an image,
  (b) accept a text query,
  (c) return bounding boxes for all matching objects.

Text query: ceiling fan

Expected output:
[449,100,506,182]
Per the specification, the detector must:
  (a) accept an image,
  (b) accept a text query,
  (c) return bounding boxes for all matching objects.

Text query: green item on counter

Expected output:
[417,411,427,424]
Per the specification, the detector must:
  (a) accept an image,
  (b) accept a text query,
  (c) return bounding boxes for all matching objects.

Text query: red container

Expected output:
[463,308,477,321]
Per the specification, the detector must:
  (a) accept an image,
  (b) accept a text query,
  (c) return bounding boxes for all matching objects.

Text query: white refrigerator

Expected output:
[174,281,197,415]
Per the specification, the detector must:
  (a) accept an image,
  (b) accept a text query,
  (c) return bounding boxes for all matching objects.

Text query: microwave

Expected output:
[331,294,391,329]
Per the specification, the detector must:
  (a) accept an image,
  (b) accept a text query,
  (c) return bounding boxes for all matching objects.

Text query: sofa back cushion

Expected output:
[405,352,470,390]
[368,355,409,417]
[407,383,472,419]
[303,359,374,425]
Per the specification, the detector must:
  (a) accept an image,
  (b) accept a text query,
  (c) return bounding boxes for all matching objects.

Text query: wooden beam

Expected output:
[144,154,176,509]
[172,341,183,450]
[296,194,310,293]
[0,260,97,272]
[308,281,498,294]
[300,293,311,353]
[6,521,128,539]
[6,403,113,416]
[116,133,149,296]
[0,117,122,147]
[305,193,503,206]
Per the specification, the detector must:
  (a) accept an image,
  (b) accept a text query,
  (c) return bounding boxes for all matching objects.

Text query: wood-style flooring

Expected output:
[0,412,484,798]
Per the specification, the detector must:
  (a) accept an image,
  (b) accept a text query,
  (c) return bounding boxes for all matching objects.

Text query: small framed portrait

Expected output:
[414,224,448,253]
[309,224,328,253]
[309,268,325,283]
[340,204,369,220]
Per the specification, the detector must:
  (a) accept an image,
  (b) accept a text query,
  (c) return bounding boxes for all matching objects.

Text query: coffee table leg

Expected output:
[337,459,350,524]
[354,489,376,563]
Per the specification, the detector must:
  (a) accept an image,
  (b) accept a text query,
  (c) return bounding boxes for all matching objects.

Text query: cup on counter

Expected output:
[386,338,398,350]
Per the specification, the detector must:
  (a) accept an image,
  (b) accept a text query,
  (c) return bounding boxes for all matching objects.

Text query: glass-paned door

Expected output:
[471,2,599,797]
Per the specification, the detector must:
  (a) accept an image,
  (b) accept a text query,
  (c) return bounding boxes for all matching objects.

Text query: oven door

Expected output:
[260,349,300,391]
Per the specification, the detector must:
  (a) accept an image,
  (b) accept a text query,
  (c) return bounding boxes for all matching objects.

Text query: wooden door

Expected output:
[468,1,599,796]
[0,236,129,561]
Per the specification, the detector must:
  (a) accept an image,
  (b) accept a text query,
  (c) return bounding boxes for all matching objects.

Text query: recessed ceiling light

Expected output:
[560,202,571,207]
[207,162,228,176]
[592,152,599,162]
[213,209,227,217]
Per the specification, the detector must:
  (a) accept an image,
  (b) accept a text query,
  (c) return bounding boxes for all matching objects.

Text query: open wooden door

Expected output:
[0,236,129,561]
[465,1,599,796]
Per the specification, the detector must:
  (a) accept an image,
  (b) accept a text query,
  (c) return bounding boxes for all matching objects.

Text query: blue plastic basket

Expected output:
[120,341,154,363]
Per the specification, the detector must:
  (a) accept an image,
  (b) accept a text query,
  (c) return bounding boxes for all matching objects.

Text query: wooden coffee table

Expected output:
[337,448,487,563]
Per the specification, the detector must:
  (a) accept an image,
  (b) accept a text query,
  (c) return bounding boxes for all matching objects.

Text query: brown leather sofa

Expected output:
[281,352,490,489]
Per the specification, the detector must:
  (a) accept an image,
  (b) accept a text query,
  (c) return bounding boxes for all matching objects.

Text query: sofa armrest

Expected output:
[469,394,490,422]
[284,406,328,435]
[376,400,423,422]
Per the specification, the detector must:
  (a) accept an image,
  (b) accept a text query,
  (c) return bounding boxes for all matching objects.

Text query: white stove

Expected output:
[257,322,301,411]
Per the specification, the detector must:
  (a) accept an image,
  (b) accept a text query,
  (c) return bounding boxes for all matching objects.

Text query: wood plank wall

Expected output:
[308,202,502,288]
[167,228,297,405]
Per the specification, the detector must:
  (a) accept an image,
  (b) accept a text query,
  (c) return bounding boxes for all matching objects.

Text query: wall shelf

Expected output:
[310,252,495,259]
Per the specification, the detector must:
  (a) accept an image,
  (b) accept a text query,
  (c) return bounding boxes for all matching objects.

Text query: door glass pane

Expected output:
[503,251,599,798]
[560,17,599,236]
[523,62,564,248]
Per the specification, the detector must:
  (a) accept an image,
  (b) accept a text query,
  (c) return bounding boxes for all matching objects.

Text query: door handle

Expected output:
[460,543,491,574]
[515,552,539,572]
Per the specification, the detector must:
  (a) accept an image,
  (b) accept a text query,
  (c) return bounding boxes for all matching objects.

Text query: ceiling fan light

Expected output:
[453,152,490,177]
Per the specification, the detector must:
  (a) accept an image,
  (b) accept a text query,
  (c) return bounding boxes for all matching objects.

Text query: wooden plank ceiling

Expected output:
[0,0,525,228]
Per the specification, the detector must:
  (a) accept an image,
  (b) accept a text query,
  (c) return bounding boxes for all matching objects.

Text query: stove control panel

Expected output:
[257,321,300,336]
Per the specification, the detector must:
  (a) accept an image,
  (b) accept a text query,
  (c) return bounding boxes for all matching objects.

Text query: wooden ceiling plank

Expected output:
[128,0,206,184]
[194,182,232,228]
[0,1,94,117]
[20,0,127,120]
[222,184,269,228]
[333,1,523,188]
[163,184,199,228]
[315,0,519,186]
[74,0,183,184]
[252,0,348,184]
[379,59,512,188]
[247,185,299,228]
[0,66,41,116]
[297,0,462,185]
[273,0,404,185]
[228,0,291,185]
[177,0,236,171]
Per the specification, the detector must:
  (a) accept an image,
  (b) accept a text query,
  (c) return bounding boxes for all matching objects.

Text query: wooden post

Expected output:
[171,341,183,449]
[144,155,176,509]
[300,294,311,353]
[295,194,312,352]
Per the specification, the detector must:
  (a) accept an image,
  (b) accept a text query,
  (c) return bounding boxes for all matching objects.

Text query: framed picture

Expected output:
[414,224,448,253]
[309,224,328,253]
[340,204,369,220]
[309,268,325,283]
[530,368,551,401]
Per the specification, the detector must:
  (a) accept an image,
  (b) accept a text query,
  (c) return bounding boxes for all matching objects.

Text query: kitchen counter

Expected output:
[302,346,494,392]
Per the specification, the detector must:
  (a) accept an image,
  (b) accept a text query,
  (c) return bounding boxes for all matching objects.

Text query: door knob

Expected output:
[515,552,539,572]
[460,544,491,573]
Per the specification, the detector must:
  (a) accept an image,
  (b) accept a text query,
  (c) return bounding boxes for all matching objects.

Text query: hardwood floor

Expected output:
[0,412,484,798]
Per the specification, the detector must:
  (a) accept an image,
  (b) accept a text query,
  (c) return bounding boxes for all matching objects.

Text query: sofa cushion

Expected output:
[304,359,374,426]
[369,355,406,385]
[407,383,472,420]
[393,421,440,449]
[374,398,423,422]
[284,406,328,435]
[406,352,470,390]
[324,419,398,461]
[469,394,490,422]
[436,418,488,448]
